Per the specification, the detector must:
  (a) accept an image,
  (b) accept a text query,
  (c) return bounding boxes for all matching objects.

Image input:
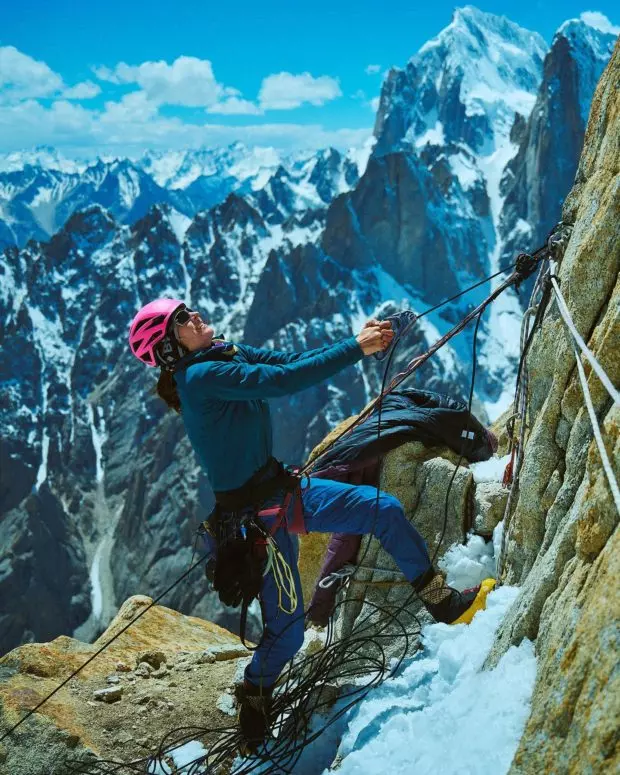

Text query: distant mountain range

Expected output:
[0,143,369,250]
[0,7,616,654]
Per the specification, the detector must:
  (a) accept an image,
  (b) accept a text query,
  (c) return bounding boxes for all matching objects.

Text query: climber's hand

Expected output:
[356,320,394,355]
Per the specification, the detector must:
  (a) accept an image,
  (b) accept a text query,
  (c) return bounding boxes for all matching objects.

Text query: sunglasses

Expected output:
[173,306,195,326]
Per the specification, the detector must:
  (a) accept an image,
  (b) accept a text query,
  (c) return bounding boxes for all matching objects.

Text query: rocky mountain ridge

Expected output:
[0,144,366,250]
[498,15,618,275]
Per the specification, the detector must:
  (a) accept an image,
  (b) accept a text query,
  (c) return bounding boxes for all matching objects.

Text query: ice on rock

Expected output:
[439,533,495,589]
[330,586,536,775]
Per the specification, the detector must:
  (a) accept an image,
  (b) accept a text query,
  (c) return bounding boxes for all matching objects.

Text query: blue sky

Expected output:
[0,1,617,155]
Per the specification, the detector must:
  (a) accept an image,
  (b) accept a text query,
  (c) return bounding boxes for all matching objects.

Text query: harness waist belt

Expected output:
[214,457,299,511]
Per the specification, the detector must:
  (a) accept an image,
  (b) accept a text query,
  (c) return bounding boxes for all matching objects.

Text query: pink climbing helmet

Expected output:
[129,298,185,366]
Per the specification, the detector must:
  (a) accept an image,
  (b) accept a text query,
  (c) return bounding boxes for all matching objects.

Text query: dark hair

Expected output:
[156,369,182,413]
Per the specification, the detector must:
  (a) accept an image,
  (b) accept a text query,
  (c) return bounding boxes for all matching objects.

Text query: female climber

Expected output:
[128,298,492,754]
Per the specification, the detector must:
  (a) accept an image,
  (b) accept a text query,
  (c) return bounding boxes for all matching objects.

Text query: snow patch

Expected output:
[448,153,479,189]
[87,403,107,483]
[439,533,495,589]
[346,137,375,177]
[34,431,50,491]
[414,121,445,148]
[332,585,536,775]
[117,168,141,209]
[216,692,236,716]
[469,454,511,483]
[147,740,208,774]
[493,520,505,577]
[89,539,105,622]
[166,209,192,244]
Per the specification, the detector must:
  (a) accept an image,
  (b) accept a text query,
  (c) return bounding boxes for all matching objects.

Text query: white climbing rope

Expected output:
[572,344,620,515]
[550,276,620,406]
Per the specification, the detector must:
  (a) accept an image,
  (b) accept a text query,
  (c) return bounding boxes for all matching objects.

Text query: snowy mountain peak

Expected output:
[556,13,619,61]
[376,7,547,155]
[552,13,618,124]
[563,11,619,37]
[0,146,86,174]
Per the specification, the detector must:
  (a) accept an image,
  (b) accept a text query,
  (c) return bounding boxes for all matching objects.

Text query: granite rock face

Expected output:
[0,487,90,653]
[485,40,619,774]
[0,596,250,775]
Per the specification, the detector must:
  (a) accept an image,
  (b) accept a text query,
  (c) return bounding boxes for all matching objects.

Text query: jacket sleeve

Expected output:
[238,342,339,366]
[185,337,363,401]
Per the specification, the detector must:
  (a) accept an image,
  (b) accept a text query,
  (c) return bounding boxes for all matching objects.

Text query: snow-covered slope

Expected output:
[300,587,536,775]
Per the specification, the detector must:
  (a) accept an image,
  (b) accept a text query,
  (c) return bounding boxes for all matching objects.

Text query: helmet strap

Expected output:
[155,331,188,371]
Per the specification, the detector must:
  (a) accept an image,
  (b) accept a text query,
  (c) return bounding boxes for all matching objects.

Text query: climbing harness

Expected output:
[202,457,307,645]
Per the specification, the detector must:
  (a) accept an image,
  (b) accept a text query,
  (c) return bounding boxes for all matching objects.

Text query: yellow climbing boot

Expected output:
[416,572,496,625]
[451,578,496,625]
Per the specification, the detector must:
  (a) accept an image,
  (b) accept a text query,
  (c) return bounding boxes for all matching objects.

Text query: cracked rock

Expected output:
[93,686,123,703]
[135,662,154,679]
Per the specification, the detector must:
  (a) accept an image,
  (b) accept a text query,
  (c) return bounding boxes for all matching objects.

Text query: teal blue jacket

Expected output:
[173,337,364,491]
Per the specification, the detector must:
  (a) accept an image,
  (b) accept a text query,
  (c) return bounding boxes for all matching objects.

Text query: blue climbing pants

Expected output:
[245,477,431,687]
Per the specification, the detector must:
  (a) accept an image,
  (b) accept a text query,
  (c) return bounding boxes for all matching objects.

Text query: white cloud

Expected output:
[579,12,620,35]
[92,65,121,84]
[0,94,370,155]
[100,91,159,123]
[93,55,228,108]
[63,81,101,100]
[0,46,64,102]
[365,64,381,74]
[0,99,95,149]
[207,97,263,115]
[258,72,342,110]
[0,50,363,155]
[370,97,380,112]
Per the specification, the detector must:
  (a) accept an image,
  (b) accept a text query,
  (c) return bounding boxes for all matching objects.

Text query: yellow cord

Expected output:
[266,539,298,614]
